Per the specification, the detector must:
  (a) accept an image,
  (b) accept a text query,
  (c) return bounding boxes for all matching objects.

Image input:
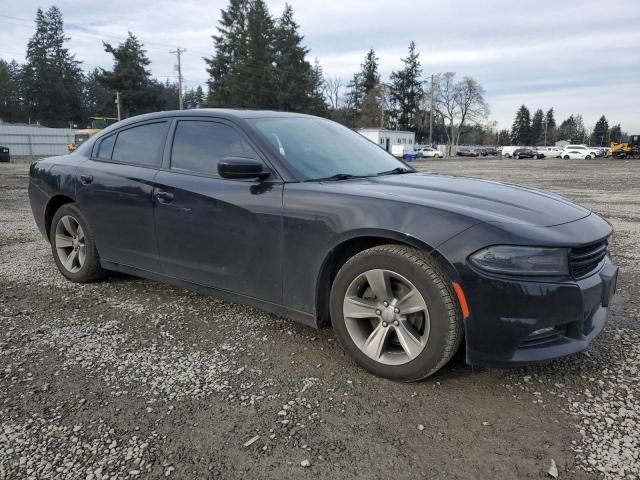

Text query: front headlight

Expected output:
[469,246,569,276]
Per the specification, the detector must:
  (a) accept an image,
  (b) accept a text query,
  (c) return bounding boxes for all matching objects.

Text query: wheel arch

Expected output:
[44,194,75,239]
[314,230,458,328]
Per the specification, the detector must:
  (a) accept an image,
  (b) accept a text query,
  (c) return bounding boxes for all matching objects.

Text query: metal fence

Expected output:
[0,125,75,157]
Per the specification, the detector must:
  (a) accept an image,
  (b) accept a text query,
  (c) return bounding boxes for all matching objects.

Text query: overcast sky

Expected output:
[1,0,639,131]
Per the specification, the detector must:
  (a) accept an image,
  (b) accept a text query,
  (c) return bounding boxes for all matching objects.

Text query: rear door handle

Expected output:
[155,190,174,203]
[80,174,93,185]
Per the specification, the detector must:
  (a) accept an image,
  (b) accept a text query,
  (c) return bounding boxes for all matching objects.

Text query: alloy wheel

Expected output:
[342,268,430,365]
[54,215,86,273]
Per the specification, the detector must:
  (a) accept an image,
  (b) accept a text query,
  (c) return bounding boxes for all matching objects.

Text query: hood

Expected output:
[325,172,590,227]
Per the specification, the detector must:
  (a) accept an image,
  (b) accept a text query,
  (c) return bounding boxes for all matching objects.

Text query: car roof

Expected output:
[112,109,316,127]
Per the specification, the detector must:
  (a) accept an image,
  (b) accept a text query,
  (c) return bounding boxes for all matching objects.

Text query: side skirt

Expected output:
[100,260,319,329]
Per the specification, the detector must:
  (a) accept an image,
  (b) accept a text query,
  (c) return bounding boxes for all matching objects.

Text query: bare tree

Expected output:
[433,72,489,154]
[323,75,343,110]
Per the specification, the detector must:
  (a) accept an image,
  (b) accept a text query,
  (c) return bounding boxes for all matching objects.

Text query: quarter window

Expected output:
[96,134,115,160]
[111,122,168,167]
[170,121,258,176]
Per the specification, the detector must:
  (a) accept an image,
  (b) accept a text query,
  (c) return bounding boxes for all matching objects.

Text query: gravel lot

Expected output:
[1,157,638,479]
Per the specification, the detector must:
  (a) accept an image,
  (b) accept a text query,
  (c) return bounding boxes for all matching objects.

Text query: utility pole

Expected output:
[170,47,187,110]
[429,74,434,146]
[380,84,386,129]
[115,91,121,121]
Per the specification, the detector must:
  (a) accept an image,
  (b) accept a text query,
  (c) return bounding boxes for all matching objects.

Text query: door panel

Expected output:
[76,159,160,272]
[153,171,284,303]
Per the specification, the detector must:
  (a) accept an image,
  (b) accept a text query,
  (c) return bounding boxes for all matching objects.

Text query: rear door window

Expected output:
[111,122,168,167]
[170,120,259,177]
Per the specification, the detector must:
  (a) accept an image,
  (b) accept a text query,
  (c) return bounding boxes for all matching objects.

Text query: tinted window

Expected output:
[170,121,257,176]
[249,118,406,181]
[111,122,167,167]
[96,134,115,159]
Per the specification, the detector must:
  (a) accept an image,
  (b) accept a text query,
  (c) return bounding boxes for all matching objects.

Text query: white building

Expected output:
[357,128,415,153]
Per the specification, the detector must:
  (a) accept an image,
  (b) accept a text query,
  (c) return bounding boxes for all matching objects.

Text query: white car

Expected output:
[538,146,563,158]
[562,148,595,160]
[415,146,443,158]
[562,145,599,159]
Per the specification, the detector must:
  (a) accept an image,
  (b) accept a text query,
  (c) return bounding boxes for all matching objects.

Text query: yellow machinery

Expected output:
[611,135,640,159]
[67,117,118,152]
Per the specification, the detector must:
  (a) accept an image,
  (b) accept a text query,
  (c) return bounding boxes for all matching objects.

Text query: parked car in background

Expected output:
[0,146,9,163]
[513,148,544,159]
[474,148,489,156]
[415,146,443,158]
[28,109,618,382]
[562,145,599,159]
[563,148,595,160]
[500,146,521,158]
[391,144,415,159]
[457,148,479,157]
[538,147,562,158]
[593,148,605,157]
[483,147,499,156]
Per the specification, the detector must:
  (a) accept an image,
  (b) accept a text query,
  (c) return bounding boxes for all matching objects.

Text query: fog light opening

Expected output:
[529,326,555,337]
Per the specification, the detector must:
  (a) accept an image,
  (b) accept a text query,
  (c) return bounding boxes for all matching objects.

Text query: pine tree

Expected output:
[274,4,313,112]
[306,58,327,116]
[354,88,382,128]
[83,68,116,120]
[22,7,85,127]
[590,115,609,146]
[194,85,205,107]
[544,108,556,144]
[361,49,380,94]
[0,60,24,122]
[511,105,531,144]
[98,32,165,118]
[530,109,544,146]
[388,41,423,131]
[235,0,277,108]
[609,124,622,144]
[205,0,250,107]
[498,129,511,146]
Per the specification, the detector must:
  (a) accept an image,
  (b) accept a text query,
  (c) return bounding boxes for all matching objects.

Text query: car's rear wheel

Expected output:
[564,155,570,159]
[50,203,104,283]
[329,245,463,382]
[585,154,591,159]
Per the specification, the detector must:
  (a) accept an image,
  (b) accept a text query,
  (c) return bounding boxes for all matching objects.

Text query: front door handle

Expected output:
[80,174,93,185]
[155,190,174,203]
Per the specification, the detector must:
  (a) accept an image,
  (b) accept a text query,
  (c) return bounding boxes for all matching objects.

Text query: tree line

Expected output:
[0,0,490,151]
[508,105,626,147]
[0,1,625,150]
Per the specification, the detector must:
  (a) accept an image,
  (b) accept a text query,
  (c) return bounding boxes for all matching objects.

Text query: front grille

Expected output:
[570,240,608,279]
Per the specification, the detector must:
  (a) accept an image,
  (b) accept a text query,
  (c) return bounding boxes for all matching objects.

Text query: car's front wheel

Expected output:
[564,155,570,159]
[50,203,104,283]
[329,245,463,382]
[585,154,592,160]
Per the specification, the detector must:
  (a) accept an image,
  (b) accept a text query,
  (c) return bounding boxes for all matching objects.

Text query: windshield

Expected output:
[248,117,410,181]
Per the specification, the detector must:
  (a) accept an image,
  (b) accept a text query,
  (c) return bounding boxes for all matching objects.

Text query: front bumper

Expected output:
[462,257,618,368]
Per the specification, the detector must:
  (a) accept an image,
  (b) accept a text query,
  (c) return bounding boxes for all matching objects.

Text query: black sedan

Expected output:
[513,148,544,159]
[28,110,618,382]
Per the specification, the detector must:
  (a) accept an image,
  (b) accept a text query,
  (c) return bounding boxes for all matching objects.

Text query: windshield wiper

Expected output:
[305,173,362,182]
[376,167,415,176]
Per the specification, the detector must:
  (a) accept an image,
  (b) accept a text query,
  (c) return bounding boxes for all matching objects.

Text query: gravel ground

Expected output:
[0,157,638,479]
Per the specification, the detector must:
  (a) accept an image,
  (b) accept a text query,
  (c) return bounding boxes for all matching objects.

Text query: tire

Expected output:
[585,155,591,160]
[329,245,463,382]
[515,155,520,159]
[50,203,104,283]
[564,155,570,160]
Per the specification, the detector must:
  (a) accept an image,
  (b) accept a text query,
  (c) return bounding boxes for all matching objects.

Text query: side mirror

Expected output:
[218,157,269,180]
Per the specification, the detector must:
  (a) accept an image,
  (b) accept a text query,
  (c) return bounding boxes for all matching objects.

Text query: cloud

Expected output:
[1,0,639,131]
